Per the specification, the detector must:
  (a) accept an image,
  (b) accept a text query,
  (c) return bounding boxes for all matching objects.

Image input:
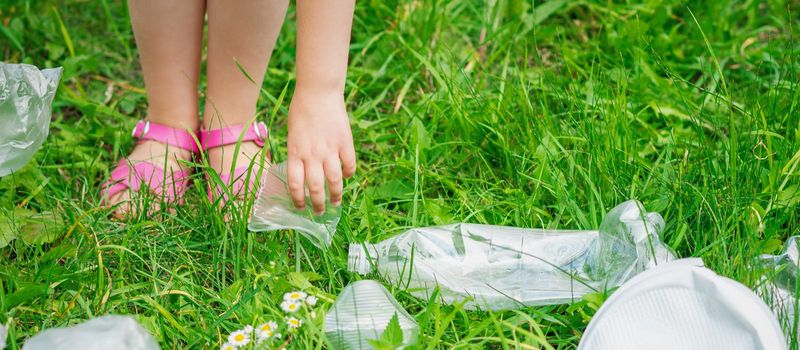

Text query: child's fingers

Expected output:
[324,157,343,206]
[304,160,327,214]
[340,144,357,178]
[287,158,307,210]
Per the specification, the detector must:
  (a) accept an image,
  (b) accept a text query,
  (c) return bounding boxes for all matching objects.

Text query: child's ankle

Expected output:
[206,142,267,172]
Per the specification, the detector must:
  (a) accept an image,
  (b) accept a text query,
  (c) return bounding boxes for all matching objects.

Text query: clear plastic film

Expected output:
[248,162,341,248]
[348,200,674,310]
[759,236,800,340]
[0,62,62,177]
[22,315,160,350]
[324,280,418,350]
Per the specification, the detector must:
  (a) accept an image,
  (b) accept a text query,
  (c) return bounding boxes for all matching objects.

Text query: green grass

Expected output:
[1,0,799,348]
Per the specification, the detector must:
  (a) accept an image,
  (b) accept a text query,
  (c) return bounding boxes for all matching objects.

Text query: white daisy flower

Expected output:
[243,325,254,334]
[256,321,278,339]
[228,329,251,347]
[220,343,236,350]
[281,300,301,313]
[305,295,318,306]
[284,291,307,302]
[286,316,303,328]
[257,329,273,340]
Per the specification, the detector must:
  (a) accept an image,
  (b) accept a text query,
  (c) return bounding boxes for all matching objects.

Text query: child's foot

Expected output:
[105,140,194,218]
[206,142,270,202]
[201,122,271,208]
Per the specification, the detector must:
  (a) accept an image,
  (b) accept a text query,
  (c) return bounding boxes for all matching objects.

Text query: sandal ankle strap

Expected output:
[200,121,268,150]
[132,120,200,153]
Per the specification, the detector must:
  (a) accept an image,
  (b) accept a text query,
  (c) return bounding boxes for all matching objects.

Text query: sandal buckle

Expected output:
[131,121,150,138]
[253,121,267,141]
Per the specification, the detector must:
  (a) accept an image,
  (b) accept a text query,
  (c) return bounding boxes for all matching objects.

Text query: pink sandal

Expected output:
[102,120,200,205]
[200,121,270,205]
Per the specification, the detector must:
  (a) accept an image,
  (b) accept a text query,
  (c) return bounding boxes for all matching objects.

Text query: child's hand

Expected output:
[287,90,356,214]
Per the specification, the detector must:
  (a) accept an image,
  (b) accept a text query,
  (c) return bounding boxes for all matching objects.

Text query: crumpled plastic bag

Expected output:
[0,62,62,177]
[22,315,160,350]
[248,162,341,248]
[348,200,674,309]
[325,280,418,350]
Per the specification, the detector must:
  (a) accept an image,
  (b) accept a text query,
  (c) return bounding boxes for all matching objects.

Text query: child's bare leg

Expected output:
[204,0,288,174]
[108,0,205,215]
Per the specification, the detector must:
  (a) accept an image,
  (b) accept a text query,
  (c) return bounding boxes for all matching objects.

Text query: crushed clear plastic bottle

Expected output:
[324,280,418,350]
[760,236,800,340]
[584,200,675,287]
[248,161,341,248]
[348,200,674,310]
[0,62,62,177]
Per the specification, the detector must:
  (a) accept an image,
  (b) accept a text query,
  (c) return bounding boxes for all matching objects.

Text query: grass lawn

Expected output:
[2,0,800,348]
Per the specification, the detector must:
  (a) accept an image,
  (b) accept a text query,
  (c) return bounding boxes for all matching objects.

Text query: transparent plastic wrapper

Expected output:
[325,280,418,350]
[348,200,674,309]
[0,62,62,176]
[248,162,341,248]
[22,315,160,350]
[0,323,6,350]
[759,236,800,340]
[579,258,786,350]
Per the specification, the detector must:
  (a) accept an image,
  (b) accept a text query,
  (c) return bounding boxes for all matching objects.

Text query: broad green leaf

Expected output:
[220,280,245,305]
[367,313,405,350]
[761,238,785,255]
[582,291,607,312]
[373,179,413,200]
[0,212,18,249]
[533,0,566,25]
[287,271,323,291]
[0,208,37,248]
[21,211,64,245]
[776,185,800,208]
[408,118,430,150]
[4,282,48,309]
[382,313,404,346]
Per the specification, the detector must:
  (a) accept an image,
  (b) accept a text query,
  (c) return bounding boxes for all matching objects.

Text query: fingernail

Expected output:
[331,200,341,207]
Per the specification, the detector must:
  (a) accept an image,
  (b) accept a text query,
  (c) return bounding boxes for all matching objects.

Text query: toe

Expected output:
[109,191,131,219]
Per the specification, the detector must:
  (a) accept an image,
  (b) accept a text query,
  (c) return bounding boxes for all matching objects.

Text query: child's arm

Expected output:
[287,0,357,214]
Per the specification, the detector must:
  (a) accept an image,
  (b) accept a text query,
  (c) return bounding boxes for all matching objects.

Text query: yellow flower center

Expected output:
[291,293,300,298]
[289,304,297,310]
[290,319,299,325]
[261,325,272,331]
[234,334,245,342]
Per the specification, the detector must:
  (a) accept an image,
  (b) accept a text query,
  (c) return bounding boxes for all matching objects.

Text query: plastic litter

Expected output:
[0,62,62,177]
[22,315,160,350]
[759,236,800,340]
[0,322,7,350]
[348,200,673,309]
[324,280,418,350]
[248,161,341,248]
[584,200,675,287]
[578,258,786,350]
